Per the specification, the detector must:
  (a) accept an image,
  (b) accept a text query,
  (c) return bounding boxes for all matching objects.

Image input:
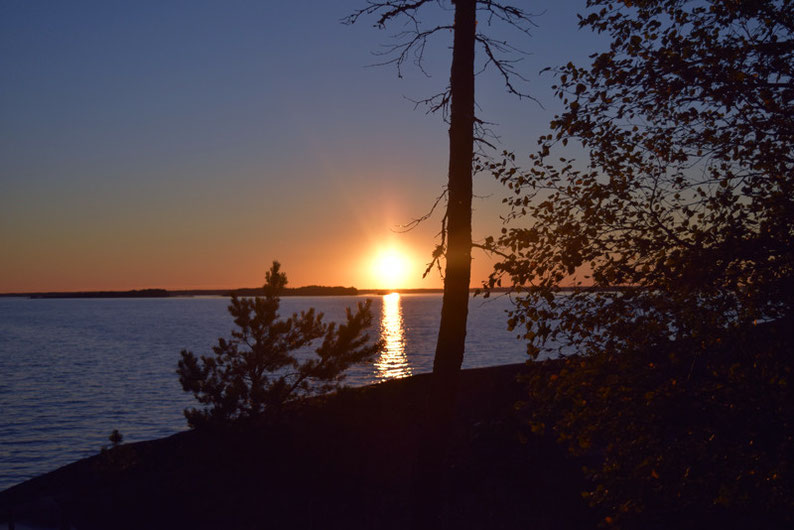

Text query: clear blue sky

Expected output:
[0,0,605,291]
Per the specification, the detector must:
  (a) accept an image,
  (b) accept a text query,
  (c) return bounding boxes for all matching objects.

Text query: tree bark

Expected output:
[433,0,475,378]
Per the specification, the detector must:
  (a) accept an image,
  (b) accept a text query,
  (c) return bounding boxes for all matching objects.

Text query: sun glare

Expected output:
[371,248,413,290]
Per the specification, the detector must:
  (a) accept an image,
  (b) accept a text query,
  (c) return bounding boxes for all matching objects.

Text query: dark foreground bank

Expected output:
[0,363,593,530]
[3,352,790,530]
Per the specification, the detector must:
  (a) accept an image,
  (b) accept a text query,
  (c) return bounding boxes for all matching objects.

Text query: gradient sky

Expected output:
[1,0,605,292]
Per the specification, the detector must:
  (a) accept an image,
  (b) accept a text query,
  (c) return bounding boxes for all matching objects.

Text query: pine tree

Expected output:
[177,261,381,428]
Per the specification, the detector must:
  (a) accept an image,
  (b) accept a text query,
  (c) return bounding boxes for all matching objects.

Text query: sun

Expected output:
[371,248,413,290]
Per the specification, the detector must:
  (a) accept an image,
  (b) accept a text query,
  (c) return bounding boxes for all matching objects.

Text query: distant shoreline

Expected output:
[0,286,624,299]
[0,286,442,299]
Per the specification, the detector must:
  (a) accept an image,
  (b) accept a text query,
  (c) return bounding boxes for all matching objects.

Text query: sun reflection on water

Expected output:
[374,293,412,381]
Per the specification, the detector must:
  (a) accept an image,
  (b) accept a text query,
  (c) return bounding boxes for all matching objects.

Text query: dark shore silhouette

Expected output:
[26,289,171,299]
[0,363,595,530]
[3,351,789,529]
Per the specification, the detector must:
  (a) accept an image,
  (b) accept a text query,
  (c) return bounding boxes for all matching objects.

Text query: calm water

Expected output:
[0,293,534,491]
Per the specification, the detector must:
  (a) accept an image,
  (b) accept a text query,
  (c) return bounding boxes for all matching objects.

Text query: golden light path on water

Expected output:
[374,293,412,381]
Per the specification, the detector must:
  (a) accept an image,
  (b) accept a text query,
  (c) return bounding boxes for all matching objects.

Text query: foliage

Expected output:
[523,320,792,527]
[177,261,381,428]
[484,0,793,525]
[488,0,792,355]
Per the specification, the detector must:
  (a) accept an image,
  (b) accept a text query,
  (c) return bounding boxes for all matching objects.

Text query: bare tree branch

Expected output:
[423,212,448,279]
[343,1,436,28]
[406,88,452,118]
[473,116,499,150]
[346,1,539,102]
[475,34,539,103]
[370,25,453,78]
[477,1,541,34]
[395,187,448,233]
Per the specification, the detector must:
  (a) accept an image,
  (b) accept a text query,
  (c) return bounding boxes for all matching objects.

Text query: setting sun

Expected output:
[370,247,416,290]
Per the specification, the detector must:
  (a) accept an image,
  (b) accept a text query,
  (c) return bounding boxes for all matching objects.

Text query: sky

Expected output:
[0,0,605,292]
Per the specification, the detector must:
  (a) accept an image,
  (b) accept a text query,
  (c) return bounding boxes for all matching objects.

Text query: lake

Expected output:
[0,293,539,491]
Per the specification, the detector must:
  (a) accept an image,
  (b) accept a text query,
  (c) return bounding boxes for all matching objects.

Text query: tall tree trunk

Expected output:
[433,0,475,377]
[411,2,476,527]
